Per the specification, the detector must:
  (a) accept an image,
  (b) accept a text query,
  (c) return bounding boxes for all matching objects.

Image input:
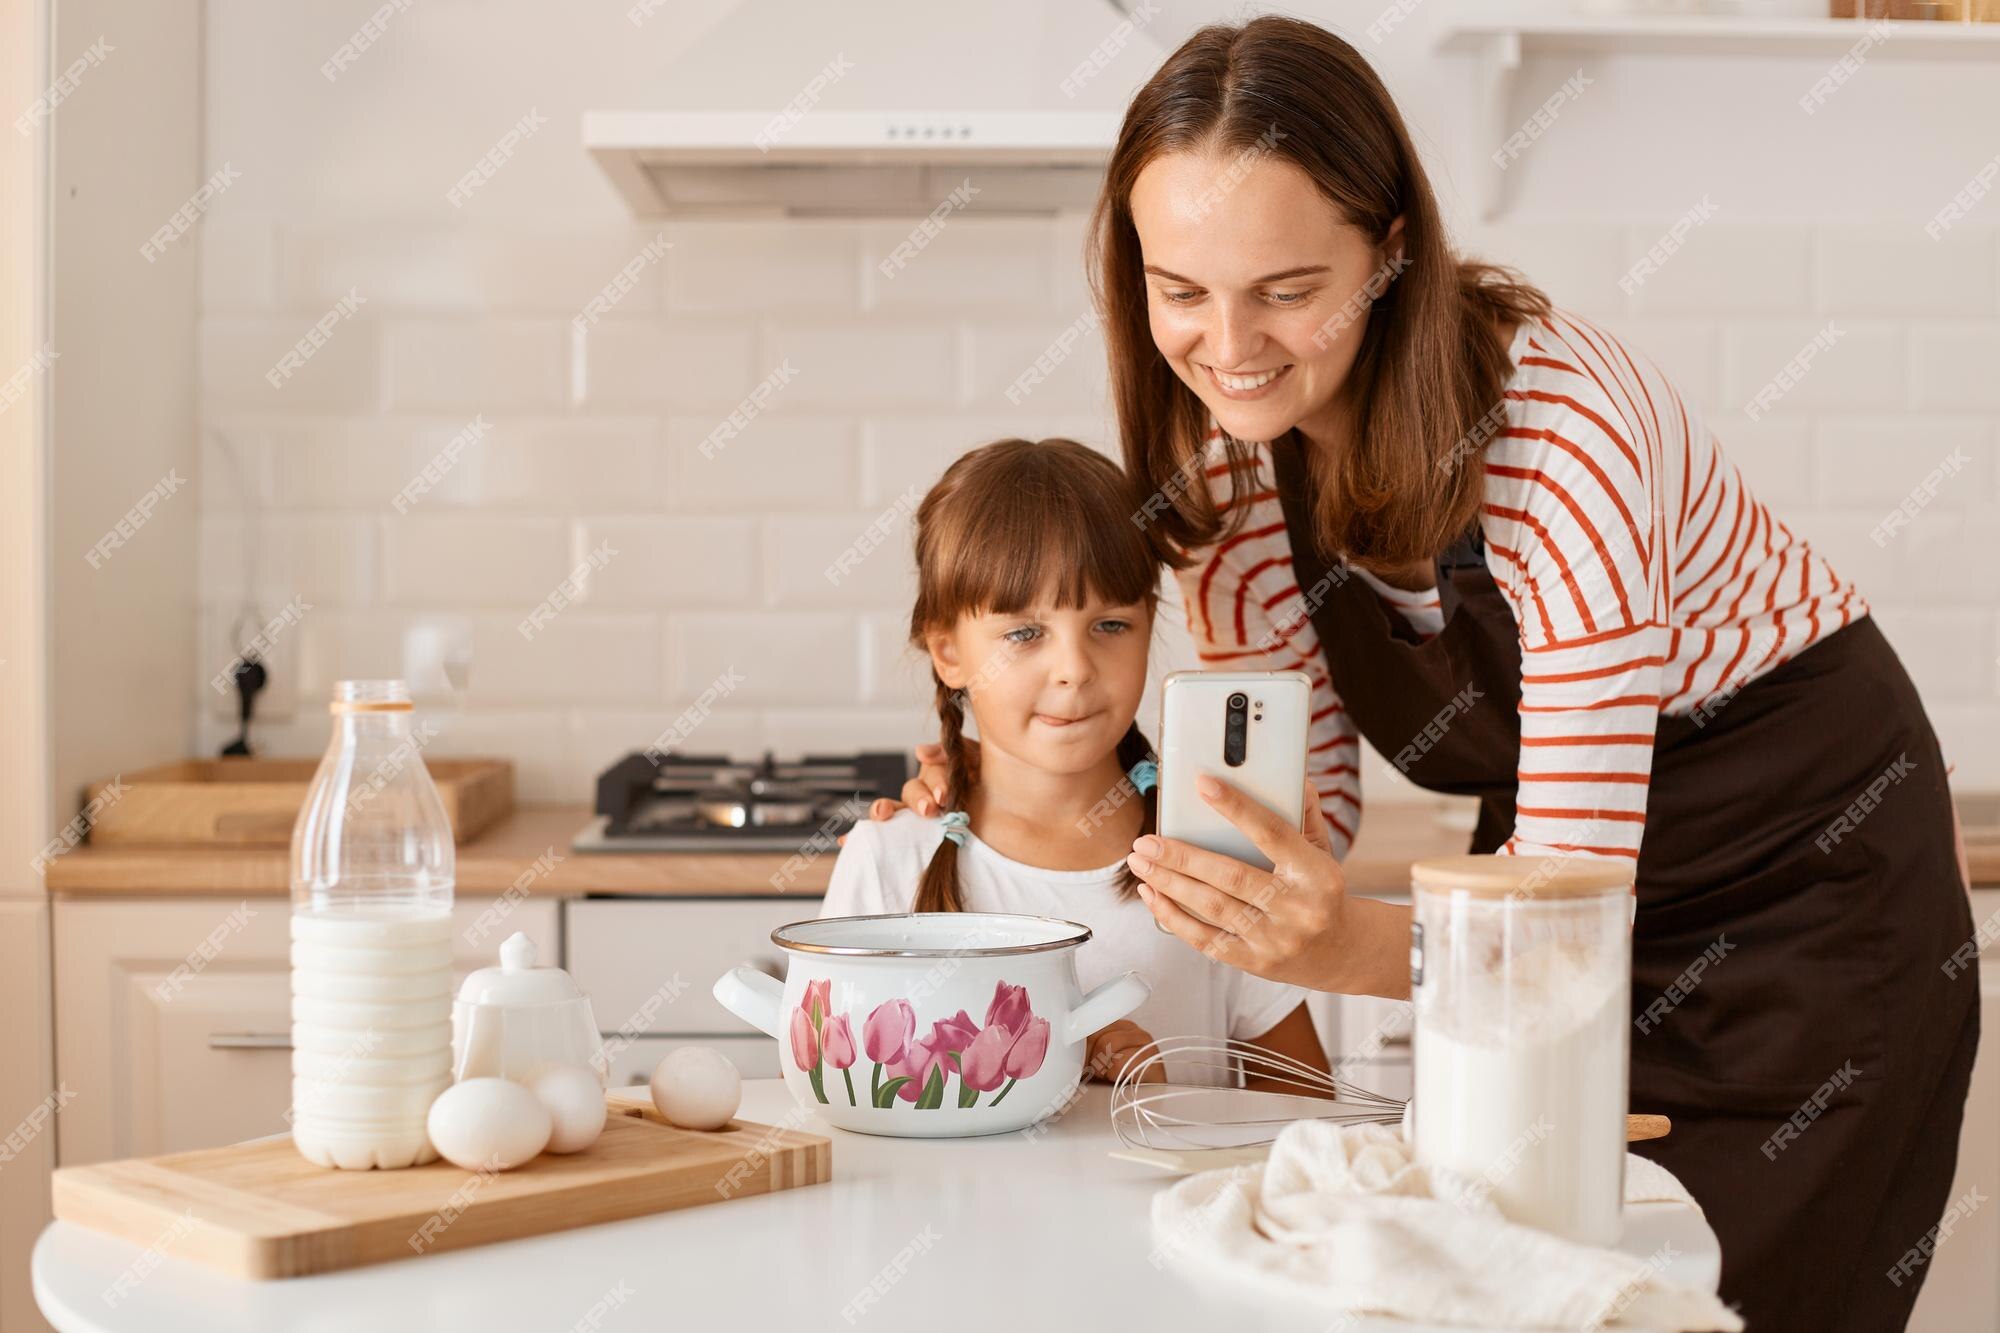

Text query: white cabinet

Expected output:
[52,896,558,1166]
[600,1035,777,1088]
[1308,991,1414,1102]
[564,896,816,1038]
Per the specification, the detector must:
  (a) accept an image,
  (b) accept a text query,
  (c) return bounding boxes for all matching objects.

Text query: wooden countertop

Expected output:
[43,800,2000,898]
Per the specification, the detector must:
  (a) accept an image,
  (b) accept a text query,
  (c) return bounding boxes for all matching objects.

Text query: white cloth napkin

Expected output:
[1151,1118,1744,1331]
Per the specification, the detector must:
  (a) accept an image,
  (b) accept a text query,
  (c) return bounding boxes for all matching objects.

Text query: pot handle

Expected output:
[1061,971,1151,1046]
[713,966,785,1039]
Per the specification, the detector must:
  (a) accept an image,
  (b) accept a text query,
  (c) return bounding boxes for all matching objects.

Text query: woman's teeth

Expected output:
[1205,364,1288,392]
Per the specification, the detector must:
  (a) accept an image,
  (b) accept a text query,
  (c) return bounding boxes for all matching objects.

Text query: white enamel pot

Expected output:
[712,912,1150,1138]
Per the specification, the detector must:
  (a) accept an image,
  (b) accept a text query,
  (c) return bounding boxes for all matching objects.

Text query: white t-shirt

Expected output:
[821,811,1308,1082]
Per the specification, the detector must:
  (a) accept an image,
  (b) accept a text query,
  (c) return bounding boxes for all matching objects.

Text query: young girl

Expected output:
[820,437,1329,1089]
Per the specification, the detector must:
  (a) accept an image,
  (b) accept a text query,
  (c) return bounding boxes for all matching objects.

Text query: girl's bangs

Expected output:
[942,475,1161,618]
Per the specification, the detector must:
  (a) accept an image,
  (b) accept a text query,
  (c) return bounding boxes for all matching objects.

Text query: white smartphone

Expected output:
[1157,670,1311,873]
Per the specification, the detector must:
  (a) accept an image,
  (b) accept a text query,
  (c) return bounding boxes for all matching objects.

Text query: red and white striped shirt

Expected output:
[1174,310,1866,864]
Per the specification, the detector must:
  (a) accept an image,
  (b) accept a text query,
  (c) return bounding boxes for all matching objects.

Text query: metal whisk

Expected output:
[1110,1035,1406,1160]
[1109,1035,1671,1171]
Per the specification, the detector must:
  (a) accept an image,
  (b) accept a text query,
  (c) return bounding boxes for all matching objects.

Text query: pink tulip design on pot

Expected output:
[863,999,915,1106]
[789,1005,818,1072]
[821,1013,858,1105]
[853,983,1044,1111]
[789,977,836,1103]
[958,1024,1014,1095]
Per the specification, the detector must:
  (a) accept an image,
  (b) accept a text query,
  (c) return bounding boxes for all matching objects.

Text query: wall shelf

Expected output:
[1435,10,2000,217]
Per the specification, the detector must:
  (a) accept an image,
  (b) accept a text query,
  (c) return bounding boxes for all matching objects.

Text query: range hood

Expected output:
[585,110,1124,216]
[583,0,1167,216]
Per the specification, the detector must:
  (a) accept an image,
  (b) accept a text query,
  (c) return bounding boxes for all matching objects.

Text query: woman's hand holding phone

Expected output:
[1125,770,1408,999]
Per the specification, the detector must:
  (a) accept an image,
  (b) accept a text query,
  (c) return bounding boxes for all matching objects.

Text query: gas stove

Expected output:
[572,750,912,853]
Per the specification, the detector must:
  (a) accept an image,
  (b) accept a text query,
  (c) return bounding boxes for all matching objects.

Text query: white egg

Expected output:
[529,1065,606,1154]
[427,1077,551,1171]
[650,1047,741,1131]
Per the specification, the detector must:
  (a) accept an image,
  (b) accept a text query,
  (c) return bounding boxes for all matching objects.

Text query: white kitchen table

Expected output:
[34,1079,1723,1333]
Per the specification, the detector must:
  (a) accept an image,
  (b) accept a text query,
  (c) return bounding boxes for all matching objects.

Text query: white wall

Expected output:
[49,0,204,807]
[188,0,2000,803]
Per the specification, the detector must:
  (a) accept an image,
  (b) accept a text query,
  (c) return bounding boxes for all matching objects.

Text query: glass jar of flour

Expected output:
[1409,855,1634,1246]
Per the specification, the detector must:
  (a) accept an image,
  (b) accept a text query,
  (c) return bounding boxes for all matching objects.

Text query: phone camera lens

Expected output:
[1227,692,1247,709]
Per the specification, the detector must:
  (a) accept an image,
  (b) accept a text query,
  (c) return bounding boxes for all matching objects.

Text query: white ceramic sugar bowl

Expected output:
[451,932,605,1086]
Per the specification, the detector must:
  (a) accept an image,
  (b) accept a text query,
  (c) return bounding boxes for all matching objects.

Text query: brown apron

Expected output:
[1268,433,1980,1331]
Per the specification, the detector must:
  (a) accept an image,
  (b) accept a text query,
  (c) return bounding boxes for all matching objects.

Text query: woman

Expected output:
[874,17,1979,1330]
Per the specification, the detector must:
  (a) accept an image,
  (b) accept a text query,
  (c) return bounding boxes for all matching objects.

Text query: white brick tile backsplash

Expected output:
[964,318,1108,411]
[192,217,2000,801]
[1625,225,1814,315]
[761,323,959,408]
[666,220,862,312]
[859,414,1106,507]
[1460,220,1633,318]
[759,707,934,757]
[382,515,569,605]
[862,612,929,708]
[1720,320,1904,414]
[1815,227,1999,315]
[577,516,758,606]
[385,320,568,412]
[1867,607,1997,702]
[1050,212,1092,314]
[200,218,276,313]
[765,512,918,609]
[1897,508,2000,604]
[261,417,662,513]
[204,316,383,413]
[293,609,474,700]
[568,708,765,790]
[421,708,573,802]
[1716,416,1810,507]
[1925,705,2000,789]
[280,226,669,316]
[1911,320,2000,410]
[469,612,662,705]
[863,218,1057,312]
[666,416,857,510]
[1787,512,1901,600]
[1814,418,1993,508]
[202,428,271,513]
[573,320,757,409]
[1598,318,1720,414]
[670,613,861,705]
[199,515,377,609]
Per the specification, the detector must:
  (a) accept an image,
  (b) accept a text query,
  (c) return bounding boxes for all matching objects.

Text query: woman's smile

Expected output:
[1199,361,1294,399]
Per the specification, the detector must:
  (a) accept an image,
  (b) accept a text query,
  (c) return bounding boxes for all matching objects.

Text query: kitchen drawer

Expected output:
[564,896,820,1039]
[599,1035,778,1089]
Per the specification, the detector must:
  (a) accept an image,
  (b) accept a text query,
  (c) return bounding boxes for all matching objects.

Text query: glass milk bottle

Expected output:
[290,679,455,1169]
[1410,855,1633,1245]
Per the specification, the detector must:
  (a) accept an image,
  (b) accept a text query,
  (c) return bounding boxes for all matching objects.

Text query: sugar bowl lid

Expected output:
[455,931,582,1005]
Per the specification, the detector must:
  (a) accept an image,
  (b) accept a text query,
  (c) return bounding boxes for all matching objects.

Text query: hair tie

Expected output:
[1127,759,1158,796]
[937,809,971,847]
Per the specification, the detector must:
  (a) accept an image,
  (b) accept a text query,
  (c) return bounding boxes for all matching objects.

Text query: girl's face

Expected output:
[926,593,1153,778]
[1129,147,1404,447]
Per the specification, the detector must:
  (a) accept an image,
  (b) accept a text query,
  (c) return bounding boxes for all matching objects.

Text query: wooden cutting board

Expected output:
[51,1092,829,1279]
[83,757,514,846]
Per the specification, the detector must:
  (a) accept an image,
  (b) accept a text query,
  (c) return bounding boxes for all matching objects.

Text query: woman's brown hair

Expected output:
[1088,15,1552,573]
[908,438,1165,913]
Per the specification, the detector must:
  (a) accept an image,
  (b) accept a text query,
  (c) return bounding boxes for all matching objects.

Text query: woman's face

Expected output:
[926,593,1153,779]
[1129,147,1403,447]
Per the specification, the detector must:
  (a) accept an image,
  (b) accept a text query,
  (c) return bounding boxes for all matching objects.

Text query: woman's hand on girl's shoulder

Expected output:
[838,741,971,844]
[874,741,974,820]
